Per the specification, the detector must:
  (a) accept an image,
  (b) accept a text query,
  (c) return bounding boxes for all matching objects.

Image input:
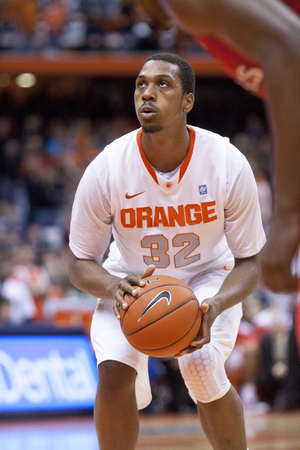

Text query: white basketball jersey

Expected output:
[69,125,266,282]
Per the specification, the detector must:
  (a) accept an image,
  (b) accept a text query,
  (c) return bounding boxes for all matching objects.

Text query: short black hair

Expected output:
[145,53,195,96]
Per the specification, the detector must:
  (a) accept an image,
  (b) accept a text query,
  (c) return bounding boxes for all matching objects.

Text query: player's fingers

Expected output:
[114,290,128,311]
[174,347,195,358]
[196,313,211,345]
[140,264,156,282]
[174,351,188,359]
[200,302,209,314]
[121,266,156,292]
[114,277,137,310]
[113,301,121,319]
[190,336,210,347]
[174,338,207,358]
[117,277,139,298]
[174,303,211,357]
[175,323,210,357]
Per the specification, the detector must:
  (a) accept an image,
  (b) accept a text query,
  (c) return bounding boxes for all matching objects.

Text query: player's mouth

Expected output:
[139,104,158,119]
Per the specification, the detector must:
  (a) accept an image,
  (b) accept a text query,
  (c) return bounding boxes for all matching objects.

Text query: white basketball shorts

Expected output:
[90,259,242,409]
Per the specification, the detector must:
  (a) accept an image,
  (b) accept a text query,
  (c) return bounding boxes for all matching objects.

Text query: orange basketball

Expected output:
[120,275,201,358]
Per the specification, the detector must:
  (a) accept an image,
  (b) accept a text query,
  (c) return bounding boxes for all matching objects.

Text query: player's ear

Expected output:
[182,93,194,114]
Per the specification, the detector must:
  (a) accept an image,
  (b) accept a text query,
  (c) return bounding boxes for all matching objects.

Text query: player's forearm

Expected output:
[212,255,261,314]
[165,0,300,211]
[264,52,300,216]
[68,250,121,299]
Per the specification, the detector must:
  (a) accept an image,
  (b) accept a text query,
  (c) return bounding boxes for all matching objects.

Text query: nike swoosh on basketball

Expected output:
[138,290,171,322]
[125,191,145,199]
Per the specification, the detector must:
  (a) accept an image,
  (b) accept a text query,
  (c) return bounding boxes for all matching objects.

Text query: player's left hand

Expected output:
[260,214,299,293]
[174,300,219,358]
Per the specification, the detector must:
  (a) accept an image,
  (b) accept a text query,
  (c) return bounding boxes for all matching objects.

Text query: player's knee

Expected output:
[179,344,230,403]
[98,360,137,394]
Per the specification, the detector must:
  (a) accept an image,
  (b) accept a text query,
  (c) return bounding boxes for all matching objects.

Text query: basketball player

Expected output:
[68,53,265,450]
[136,0,300,294]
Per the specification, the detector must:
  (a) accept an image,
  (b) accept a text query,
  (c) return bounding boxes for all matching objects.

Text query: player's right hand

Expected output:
[260,216,299,293]
[113,265,156,319]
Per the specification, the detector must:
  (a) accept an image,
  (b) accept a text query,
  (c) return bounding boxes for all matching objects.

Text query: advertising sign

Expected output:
[0,335,97,413]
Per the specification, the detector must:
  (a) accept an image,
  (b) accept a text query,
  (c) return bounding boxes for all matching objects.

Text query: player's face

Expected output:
[134,60,192,134]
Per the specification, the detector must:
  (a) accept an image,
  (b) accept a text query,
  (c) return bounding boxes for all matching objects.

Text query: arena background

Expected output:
[0,2,300,449]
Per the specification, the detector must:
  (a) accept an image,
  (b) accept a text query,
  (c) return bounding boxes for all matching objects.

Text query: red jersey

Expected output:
[195,0,300,99]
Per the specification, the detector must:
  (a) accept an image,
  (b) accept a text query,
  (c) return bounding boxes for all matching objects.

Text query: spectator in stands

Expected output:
[0,294,10,323]
[0,200,24,252]
[10,244,51,320]
[0,251,37,324]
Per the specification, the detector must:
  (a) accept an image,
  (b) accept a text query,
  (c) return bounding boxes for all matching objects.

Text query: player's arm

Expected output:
[175,254,261,357]
[197,254,261,345]
[68,249,155,317]
[158,0,300,55]
[68,249,124,300]
[159,0,300,292]
[197,36,265,96]
[137,1,266,96]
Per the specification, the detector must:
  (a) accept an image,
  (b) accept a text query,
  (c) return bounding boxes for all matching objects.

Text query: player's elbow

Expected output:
[68,249,82,288]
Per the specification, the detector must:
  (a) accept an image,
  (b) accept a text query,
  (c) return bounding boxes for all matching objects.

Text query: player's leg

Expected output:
[94,360,139,450]
[179,338,247,450]
[197,385,247,450]
[180,268,247,449]
[90,296,152,450]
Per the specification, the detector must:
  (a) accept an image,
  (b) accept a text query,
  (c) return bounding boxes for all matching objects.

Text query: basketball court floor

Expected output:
[1,409,300,450]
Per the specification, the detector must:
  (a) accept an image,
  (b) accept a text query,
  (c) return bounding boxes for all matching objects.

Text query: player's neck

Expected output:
[141,124,190,173]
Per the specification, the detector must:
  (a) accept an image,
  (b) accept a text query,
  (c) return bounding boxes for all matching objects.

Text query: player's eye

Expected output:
[158,80,168,87]
[136,80,146,88]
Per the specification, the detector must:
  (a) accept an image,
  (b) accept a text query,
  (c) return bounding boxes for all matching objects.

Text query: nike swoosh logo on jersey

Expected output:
[125,191,146,199]
[223,266,232,271]
[138,290,171,322]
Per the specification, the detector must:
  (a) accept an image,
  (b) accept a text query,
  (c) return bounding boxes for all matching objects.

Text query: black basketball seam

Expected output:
[122,297,198,336]
[120,283,193,327]
[130,307,201,353]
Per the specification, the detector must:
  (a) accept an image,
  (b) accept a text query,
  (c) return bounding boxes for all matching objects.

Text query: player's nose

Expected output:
[142,84,156,101]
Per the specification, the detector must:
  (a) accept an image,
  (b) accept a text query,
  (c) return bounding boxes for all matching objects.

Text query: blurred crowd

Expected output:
[0,0,201,53]
[1,96,299,414]
[0,110,137,322]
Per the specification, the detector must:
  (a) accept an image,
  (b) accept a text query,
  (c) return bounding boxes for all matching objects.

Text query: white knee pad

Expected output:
[178,343,230,404]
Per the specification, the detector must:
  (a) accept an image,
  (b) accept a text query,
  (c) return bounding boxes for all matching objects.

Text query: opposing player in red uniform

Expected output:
[137,0,300,295]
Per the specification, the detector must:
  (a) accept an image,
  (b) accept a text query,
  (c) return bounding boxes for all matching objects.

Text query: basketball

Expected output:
[119,275,201,358]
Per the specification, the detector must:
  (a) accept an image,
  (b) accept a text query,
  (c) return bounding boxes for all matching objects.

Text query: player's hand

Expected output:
[174,300,218,358]
[260,215,299,293]
[113,265,156,319]
[234,64,264,96]
[136,0,173,30]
